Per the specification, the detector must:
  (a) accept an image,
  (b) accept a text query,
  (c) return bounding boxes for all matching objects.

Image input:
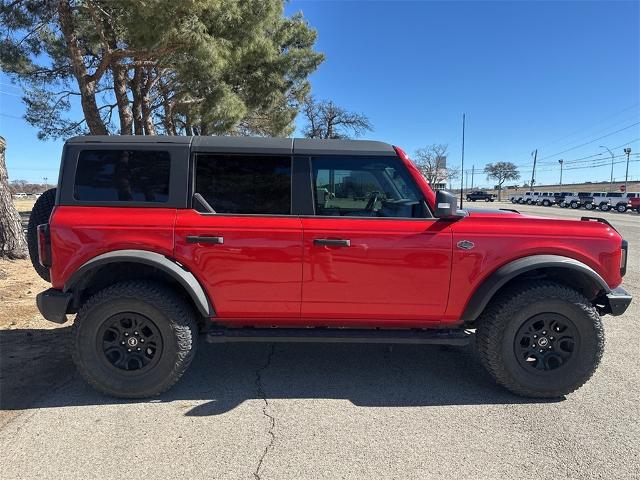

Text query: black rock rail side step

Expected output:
[206,327,472,345]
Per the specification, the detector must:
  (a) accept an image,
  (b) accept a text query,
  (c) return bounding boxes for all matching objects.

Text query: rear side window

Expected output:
[74,150,170,202]
[195,154,291,215]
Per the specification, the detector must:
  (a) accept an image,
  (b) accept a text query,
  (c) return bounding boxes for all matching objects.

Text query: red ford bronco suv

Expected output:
[30,136,631,399]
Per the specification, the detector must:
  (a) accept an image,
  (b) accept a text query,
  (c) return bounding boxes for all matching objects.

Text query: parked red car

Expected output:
[30,136,630,399]
[631,196,640,214]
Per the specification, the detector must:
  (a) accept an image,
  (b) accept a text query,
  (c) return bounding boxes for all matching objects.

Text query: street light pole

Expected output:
[624,148,632,191]
[600,145,614,192]
[558,159,564,186]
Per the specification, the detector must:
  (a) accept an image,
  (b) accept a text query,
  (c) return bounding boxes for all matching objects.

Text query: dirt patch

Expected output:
[0,258,74,427]
[0,258,60,330]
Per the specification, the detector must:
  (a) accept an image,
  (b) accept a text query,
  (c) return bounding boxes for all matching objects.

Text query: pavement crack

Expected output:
[253,343,276,480]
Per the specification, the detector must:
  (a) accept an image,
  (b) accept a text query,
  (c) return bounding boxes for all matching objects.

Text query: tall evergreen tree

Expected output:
[0,0,324,138]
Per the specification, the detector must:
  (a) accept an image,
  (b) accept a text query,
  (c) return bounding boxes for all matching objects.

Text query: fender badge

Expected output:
[457,240,475,250]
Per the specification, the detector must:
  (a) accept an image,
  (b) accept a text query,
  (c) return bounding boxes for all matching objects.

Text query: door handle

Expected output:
[186,235,224,245]
[313,238,351,247]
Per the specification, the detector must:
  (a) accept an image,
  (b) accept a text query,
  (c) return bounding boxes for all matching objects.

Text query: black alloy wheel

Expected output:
[514,313,578,373]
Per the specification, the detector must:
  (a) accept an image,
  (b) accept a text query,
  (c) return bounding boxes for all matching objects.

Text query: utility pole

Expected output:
[471,165,475,189]
[600,145,614,192]
[624,148,632,191]
[530,149,537,191]
[459,113,465,208]
[558,159,564,187]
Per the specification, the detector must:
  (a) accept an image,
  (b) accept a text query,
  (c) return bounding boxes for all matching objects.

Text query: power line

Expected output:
[536,122,640,161]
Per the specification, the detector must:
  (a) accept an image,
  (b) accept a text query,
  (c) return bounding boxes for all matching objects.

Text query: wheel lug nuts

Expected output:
[127,348,131,352]
[550,336,554,340]
[125,333,129,336]
[539,349,544,353]
[137,347,141,351]
[533,335,537,338]
[542,331,547,335]
[134,331,138,335]
[140,339,144,343]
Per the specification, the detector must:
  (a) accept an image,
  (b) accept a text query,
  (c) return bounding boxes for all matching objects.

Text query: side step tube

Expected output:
[206,327,472,346]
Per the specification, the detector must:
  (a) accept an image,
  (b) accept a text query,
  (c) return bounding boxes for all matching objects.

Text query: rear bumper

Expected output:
[605,287,632,316]
[36,288,72,324]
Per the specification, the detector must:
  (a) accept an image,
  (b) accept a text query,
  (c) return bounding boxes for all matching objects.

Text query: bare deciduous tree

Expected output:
[302,97,373,139]
[413,144,458,186]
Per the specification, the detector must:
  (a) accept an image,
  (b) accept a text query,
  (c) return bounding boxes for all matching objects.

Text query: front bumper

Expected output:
[605,287,632,316]
[36,288,72,324]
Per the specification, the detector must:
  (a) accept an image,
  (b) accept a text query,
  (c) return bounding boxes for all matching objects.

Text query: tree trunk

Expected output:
[58,0,108,135]
[111,61,133,135]
[131,66,144,135]
[142,70,157,135]
[0,137,28,259]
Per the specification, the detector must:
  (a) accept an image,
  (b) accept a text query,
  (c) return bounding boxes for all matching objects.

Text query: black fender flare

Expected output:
[64,249,213,317]
[461,254,610,322]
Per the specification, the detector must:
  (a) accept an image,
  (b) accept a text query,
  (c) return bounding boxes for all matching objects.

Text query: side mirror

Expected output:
[434,190,460,218]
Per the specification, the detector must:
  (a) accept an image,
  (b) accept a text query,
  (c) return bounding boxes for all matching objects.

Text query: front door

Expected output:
[174,153,303,322]
[301,155,453,326]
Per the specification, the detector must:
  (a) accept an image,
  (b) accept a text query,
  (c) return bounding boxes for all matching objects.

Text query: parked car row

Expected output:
[509,190,640,213]
[12,192,42,199]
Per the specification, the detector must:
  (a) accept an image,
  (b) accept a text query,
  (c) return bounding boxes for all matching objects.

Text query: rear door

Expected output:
[174,151,303,322]
[300,155,452,326]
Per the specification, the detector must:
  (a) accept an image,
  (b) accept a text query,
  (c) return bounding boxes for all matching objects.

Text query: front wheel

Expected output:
[600,203,609,212]
[72,281,199,398]
[476,281,604,398]
[570,201,579,209]
[616,204,627,213]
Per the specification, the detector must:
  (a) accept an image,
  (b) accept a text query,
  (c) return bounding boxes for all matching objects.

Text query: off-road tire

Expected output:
[570,201,579,209]
[615,204,627,213]
[476,281,604,398]
[585,202,594,210]
[72,281,199,398]
[27,188,56,281]
[600,203,609,212]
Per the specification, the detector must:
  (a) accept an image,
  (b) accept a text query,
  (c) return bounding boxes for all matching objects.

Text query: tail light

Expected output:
[620,240,628,277]
[37,224,51,268]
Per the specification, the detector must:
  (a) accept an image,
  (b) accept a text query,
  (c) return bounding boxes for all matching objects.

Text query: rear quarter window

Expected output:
[74,150,171,202]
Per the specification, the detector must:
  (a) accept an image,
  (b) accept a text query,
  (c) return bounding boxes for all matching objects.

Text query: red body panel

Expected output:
[49,206,176,289]
[444,211,623,323]
[301,218,451,326]
[174,210,303,321]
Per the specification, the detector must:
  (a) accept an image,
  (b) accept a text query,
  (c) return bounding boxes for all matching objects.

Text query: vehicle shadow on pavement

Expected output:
[1,331,559,414]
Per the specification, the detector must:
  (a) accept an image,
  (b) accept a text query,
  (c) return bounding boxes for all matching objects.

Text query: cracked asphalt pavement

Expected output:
[1,204,639,479]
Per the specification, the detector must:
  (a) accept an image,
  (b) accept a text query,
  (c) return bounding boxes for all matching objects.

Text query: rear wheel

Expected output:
[570,201,579,209]
[27,188,56,281]
[600,203,609,212]
[584,202,594,210]
[526,199,533,205]
[616,204,627,213]
[476,281,604,398]
[72,281,198,398]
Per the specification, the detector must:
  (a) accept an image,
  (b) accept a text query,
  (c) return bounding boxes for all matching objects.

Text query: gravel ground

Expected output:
[1,203,638,480]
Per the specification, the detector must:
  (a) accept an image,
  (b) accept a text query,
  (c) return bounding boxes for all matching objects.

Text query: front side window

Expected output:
[195,154,291,215]
[74,150,170,202]
[311,156,429,218]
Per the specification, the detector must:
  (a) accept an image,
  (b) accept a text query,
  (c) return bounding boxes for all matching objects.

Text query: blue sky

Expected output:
[2,0,639,188]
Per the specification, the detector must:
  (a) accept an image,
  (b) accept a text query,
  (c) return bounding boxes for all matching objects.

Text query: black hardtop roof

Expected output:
[65,135,395,156]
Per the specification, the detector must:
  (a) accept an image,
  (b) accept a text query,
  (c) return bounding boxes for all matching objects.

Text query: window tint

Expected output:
[195,154,291,215]
[74,150,170,202]
[311,156,429,218]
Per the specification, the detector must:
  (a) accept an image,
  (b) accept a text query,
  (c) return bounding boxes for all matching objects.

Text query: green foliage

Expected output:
[0,0,324,138]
